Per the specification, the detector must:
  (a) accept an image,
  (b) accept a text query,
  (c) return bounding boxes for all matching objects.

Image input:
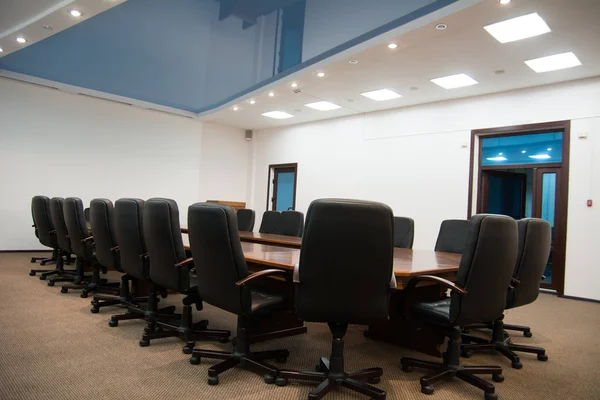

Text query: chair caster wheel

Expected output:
[461,351,473,358]
[139,339,150,347]
[264,374,276,384]
[90,307,99,314]
[275,357,287,364]
[524,331,533,338]
[275,377,288,387]
[189,356,201,365]
[512,361,523,369]
[182,346,193,355]
[492,374,504,383]
[485,392,498,400]
[48,281,55,287]
[538,354,548,361]
[208,376,219,386]
[368,377,381,384]
[61,288,68,294]
[39,275,46,281]
[30,259,36,264]
[108,320,118,327]
[402,365,413,373]
[219,337,229,344]
[80,292,88,299]
[421,385,434,395]
[41,261,47,266]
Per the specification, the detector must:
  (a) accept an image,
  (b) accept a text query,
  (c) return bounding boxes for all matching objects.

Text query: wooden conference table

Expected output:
[181,232,461,356]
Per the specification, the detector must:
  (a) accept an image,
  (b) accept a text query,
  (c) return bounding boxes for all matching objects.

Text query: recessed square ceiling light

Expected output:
[360,89,402,101]
[484,13,551,44]
[304,101,341,111]
[525,52,581,73]
[262,111,294,120]
[430,73,478,89]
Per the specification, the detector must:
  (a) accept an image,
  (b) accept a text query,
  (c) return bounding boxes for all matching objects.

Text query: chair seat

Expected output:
[412,298,452,325]
[249,289,286,316]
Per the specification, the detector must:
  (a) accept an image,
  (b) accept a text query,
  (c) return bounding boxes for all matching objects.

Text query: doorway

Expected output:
[469,121,570,295]
[267,163,298,211]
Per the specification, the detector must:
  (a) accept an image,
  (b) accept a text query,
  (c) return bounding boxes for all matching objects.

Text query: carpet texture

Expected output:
[1,252,599,399]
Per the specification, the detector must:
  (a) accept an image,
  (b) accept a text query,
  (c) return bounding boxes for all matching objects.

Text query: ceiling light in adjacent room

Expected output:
[304,101,341,111]
[290,82,298,88]
[498,152,503,155]
[262,111,294,119]
[317,72,325,78]
[431,73,478,89]
[387,43,398,49]
[487,156,507,161]
[484,13,550,44]
[522,150,527,153]
[547,148,552,151]
[360,89,402,101]
[16,37,27,44]
[529,154,551,160]
[499,0,511,4]
[525,52,581,73]
[70,9,82,17]
[268,91,275,97]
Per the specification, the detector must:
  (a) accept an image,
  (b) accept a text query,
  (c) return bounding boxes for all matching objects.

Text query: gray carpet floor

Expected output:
[1,252,599,399]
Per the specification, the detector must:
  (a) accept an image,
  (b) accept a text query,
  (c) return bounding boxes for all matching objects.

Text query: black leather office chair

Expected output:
[259,211,281,234]
[108,199,173,328]
[394,216,415,249]
[434,219,470,254]
[277,210,304,237]
[60,197,119,298]
[141,198,229,352]
[461,218,551,369]
[46,197,85,287]
[187,203,290,385]
[401,214,518,400]
[88,199,148,314]
[29,196,72,277]
[277,199,394,399]
[236,208,255,231]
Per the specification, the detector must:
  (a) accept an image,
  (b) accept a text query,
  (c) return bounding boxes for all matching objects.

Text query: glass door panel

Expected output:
[534,168,560,288]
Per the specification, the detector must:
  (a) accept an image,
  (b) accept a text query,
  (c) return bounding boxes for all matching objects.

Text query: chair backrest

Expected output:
[64,198,93,259]
[506,218,552,309]
[31,196,57,249]
[296,199,394,325]
[188,203,249,315]
[90,199,121,271]
[449,214,518,326]
[236,208,256,231]
[277,210,304,237]
[143,198,189,292]
[393,216,414,249]
[434,219,470,254]
[259,211,281,234]
[114,199,149,281]
[49,197,72,254]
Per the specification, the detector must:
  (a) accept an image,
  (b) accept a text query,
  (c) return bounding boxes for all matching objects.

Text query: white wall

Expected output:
[0,78,248,250]
[251,77,600,301]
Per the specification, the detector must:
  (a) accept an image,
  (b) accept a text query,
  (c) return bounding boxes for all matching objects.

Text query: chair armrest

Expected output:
[293,264,299,283]
[110,246,120,253]
[49,230,56,234]
[509,277,520,291]
[236,269,290,287]
[139,253,149,260]
[406,275,467,295]
[175,257,194,269]
[81,236,94,244]
[181,228,189,234]
[541,275,546,281]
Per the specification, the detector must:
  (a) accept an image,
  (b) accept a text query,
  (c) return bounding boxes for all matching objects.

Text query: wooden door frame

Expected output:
[266,163,298,211]
[467,120,570,296]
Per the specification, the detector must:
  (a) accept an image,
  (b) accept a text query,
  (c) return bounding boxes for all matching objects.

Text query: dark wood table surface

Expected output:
[181,235,460,289]
[180,228,302,248]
